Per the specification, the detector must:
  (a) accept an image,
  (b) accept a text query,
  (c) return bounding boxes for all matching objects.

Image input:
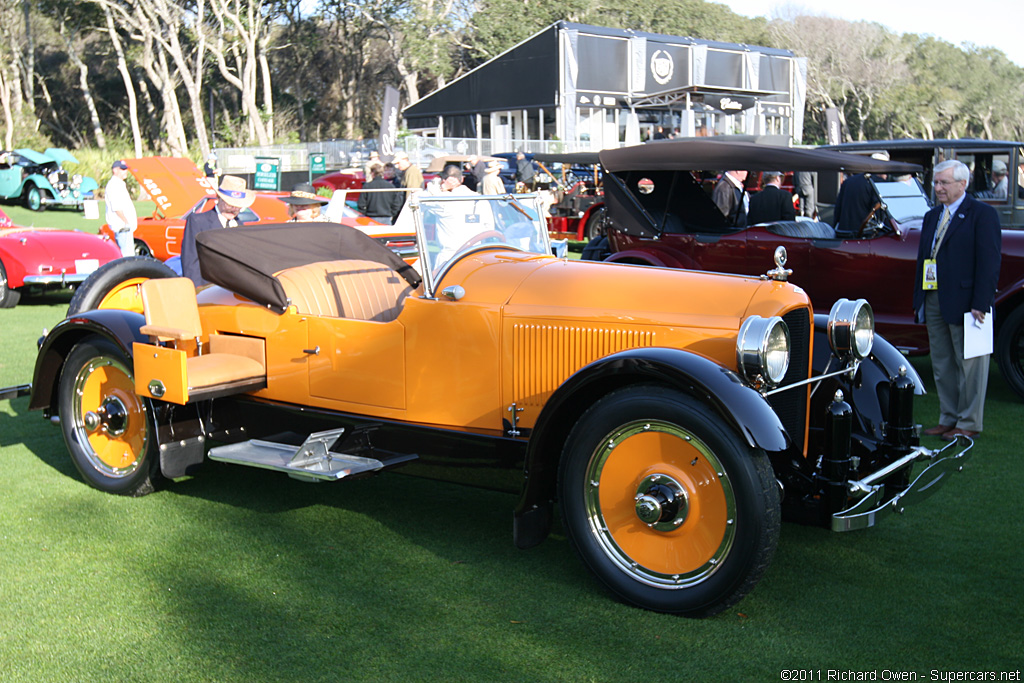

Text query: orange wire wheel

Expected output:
[559,386,780,617]
[58,336,161,495]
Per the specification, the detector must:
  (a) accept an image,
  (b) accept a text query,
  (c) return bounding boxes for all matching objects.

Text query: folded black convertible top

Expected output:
[600,139,922,174]
[196,223,422,313]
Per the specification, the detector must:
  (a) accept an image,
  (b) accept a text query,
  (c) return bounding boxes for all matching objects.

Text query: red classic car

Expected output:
[582,138,1024,401]
[0,207,122,308]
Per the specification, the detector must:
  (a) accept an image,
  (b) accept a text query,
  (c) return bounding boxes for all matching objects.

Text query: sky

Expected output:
[714,0,1024,67]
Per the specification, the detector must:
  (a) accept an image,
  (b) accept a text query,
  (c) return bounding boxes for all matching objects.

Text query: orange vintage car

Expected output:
[25,193,972,617]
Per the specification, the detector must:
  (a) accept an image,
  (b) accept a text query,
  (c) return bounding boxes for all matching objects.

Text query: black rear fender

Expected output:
[29,309,147,415]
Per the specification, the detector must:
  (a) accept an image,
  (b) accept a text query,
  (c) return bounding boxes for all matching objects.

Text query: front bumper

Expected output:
[42,194,84,208]
[22,273,92,286]
[832,436,974,531]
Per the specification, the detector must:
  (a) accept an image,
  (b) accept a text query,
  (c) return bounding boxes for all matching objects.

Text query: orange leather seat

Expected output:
[274,259,413,322]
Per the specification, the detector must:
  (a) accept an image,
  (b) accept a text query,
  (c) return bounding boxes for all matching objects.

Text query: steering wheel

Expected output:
[856,202,886,238]
[457,230,505,253]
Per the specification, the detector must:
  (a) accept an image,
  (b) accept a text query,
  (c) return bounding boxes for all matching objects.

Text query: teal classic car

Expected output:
[0,148,99,211]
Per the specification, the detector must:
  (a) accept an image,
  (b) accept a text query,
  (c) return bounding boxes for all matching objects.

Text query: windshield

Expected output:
[397,192,550,292]
[874,179,931,223]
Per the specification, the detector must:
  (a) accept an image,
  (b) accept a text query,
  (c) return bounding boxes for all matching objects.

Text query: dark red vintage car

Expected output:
[584,139,1024,400]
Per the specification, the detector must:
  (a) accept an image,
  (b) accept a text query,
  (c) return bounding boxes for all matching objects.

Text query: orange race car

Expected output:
[99,157,398,261]
[24,191,972,617]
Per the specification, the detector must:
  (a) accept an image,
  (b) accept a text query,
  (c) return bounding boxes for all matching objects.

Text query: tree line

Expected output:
[2,0,1022,159]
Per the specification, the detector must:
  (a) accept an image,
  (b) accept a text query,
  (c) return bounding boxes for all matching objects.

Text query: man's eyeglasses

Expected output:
[934,179,962,187]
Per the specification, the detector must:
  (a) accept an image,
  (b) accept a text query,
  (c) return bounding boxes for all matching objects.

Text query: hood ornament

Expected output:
[765,246,792,282]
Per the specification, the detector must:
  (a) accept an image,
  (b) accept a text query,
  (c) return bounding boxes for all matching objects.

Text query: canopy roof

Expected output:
[600,140,922,174]
[531,152,601,166]
[196,223,421,313]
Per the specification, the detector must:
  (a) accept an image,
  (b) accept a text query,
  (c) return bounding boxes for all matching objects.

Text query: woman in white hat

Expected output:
[481,159,505,196]
[280,182,330,222]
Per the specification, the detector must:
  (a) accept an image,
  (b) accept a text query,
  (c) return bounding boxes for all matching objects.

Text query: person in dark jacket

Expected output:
[712,170,748,227]
[833,151,890,236]
[913,160,1001,440]
[747,171,796,225]
[358,163,403,224]
[181,175,253,287]
[515,152,535,191]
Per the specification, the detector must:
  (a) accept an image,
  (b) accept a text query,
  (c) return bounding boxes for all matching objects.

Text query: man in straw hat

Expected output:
[280,182,330,222]
[181,174,255,287]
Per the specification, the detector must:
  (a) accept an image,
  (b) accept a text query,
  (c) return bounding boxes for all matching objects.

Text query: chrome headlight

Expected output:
[737,315,791,387]
[828,298,874,360]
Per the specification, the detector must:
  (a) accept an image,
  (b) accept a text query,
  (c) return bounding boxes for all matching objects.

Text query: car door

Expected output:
[306,316,407,410]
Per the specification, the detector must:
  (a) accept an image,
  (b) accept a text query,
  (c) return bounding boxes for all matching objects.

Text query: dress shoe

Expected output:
[923,424,954,436]
[941,428,979,441]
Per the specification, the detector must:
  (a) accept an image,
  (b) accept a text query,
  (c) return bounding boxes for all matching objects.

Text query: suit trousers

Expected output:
[924,291,989,431]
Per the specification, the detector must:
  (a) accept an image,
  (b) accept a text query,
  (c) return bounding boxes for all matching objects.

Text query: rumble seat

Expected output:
[137,277,266,403]
[274,259,413,322]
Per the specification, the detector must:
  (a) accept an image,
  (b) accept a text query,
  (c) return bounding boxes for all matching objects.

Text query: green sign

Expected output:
[254,157,280,191]
[310,153,327,175]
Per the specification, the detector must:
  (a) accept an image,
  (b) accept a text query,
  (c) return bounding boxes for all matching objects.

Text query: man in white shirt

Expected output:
[104,160,137,257]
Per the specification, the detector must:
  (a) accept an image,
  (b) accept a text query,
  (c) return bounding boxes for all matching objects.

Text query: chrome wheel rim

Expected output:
[583,420,737,588]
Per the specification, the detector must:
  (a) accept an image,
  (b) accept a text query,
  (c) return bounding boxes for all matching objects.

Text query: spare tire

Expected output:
[67,257,177,317]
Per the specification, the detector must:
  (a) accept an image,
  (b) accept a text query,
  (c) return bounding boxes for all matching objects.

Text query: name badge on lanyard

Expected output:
[922,258,938,290]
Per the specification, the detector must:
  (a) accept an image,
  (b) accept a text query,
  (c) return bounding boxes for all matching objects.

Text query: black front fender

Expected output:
[513,347,788,548]
[29,309,147,414]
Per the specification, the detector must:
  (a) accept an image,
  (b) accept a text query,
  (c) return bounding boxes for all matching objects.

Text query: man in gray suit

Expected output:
[913,160,1002,440]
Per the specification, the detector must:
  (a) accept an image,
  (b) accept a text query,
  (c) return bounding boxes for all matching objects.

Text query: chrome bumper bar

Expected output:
[832,435,974,532]
[22,273,91,286]
[0,383,31,401]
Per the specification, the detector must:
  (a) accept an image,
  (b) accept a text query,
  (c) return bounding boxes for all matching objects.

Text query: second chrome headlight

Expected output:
[737,315,791,387]
[828,298,874,360]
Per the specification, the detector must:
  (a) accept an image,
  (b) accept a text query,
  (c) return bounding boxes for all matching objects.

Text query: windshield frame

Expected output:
[871,177,932,225]
[406,192,551,297]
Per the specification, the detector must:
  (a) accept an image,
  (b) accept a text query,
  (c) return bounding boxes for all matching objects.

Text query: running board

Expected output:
[207,426,417,482]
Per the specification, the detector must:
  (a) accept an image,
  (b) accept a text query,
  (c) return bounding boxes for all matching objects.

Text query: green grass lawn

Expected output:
[0,216,1021,680]
[2,200,157,233]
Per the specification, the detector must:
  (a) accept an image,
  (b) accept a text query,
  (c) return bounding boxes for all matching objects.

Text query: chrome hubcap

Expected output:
[99,397,129,436]
[634,474,689,531]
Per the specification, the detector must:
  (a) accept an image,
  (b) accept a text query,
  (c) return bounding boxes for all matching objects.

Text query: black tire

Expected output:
[67,256,176,317]
[996,305,1024,401]
[58,336,161,496]
[580,235,611,262]
[134,239,153,258]
[0,258,22,308]
[583,206,606,241]
[558,386,780,617]
[24,184,45,211]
